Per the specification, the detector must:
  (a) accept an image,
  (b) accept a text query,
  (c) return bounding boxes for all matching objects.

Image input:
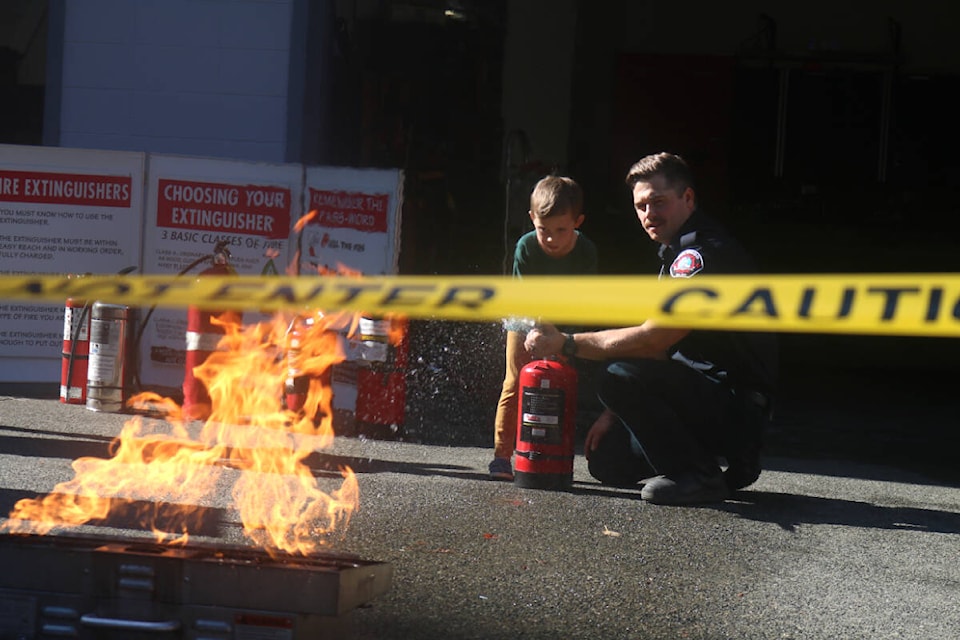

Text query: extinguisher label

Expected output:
[185,330,225,352]
[88,319,121,382]
[63,307,89,341]
[61,384,83,400]
[520,387,565,445]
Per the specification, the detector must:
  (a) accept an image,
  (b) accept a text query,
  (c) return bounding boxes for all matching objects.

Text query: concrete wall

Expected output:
[50,0,960,170]
[56,0,295,162]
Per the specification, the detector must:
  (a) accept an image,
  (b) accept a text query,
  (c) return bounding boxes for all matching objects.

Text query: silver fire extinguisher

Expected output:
[86,302,133,413]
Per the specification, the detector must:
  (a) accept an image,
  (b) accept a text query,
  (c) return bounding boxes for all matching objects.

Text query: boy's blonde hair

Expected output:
[529,175,583,219]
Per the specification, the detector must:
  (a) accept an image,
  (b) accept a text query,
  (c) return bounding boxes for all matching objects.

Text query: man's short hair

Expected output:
[529,175,583,219]
[625,152,694,195]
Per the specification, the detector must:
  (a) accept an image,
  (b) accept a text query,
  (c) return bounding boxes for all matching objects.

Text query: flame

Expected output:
[2,308,360,556]
[294,209,319,233]
[291,210,365,279]
[317,262,362,277]
[387,315,408,346]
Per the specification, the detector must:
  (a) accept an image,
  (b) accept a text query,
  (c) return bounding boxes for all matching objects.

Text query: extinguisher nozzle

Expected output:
[502,316,537,332]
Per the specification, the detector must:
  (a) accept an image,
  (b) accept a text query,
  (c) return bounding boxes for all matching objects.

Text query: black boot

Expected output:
[723,444,761,492]
[641,468,729,505]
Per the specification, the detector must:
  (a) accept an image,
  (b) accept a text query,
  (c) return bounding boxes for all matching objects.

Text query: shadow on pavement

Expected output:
[719,489,960,535]
[0,430,113,460]
[764,456,960,487]
[305,452,488,482]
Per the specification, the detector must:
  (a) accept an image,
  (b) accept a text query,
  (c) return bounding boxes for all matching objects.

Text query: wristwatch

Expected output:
[561,333,577,358]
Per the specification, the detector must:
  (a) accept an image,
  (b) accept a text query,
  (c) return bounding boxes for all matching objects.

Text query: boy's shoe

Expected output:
[488,457,514,481]
[640,470,728,505]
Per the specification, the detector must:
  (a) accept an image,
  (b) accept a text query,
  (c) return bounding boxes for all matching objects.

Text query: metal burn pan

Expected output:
[0,532,393,639]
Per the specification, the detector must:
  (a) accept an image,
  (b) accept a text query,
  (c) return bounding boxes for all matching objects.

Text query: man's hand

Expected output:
[524,323,564,359]
[584,409,617,460]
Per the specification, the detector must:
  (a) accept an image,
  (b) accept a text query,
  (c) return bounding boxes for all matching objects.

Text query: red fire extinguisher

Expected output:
[355,316,409,437]
[60,297,91,404]
[182,248,240,421]
[514,357,578,490]
[284,318,307,413]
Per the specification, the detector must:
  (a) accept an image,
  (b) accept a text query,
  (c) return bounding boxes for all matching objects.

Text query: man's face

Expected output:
[632,174,695,244]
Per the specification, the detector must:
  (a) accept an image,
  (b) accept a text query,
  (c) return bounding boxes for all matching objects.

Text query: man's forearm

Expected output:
[568,323,689,361]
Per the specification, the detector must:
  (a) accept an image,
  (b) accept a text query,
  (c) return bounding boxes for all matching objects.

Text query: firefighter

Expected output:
[525,153,778,505]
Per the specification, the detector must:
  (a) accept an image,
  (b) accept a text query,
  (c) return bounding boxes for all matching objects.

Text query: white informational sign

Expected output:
[297,167,404,411]
[298,167,403,277]
[0,145,406,401]
[0,144,145,383]
[139,154,303,392]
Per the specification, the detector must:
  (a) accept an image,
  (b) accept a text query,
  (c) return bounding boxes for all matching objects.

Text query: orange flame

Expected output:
[317,262,363,277]
[2,308,360,556]
[294,209,319,233]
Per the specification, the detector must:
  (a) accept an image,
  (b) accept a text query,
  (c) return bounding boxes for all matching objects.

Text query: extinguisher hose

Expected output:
[64,300,92,400]
[131,241,232,393]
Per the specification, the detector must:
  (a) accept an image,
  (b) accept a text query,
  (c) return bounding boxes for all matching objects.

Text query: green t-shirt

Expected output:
[512,230,599,277]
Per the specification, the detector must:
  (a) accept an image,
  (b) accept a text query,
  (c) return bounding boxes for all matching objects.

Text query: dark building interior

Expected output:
[0,0,46,148]
[312,1,960,476]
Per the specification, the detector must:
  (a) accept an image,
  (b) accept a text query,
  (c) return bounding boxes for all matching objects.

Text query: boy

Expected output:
[489,175,598,480]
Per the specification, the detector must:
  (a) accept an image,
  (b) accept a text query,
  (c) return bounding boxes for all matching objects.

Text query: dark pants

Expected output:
[587,359,759,486]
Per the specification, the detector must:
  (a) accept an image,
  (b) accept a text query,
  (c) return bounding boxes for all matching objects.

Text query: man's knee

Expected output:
[597,361,649,410]
[587,423,655,487]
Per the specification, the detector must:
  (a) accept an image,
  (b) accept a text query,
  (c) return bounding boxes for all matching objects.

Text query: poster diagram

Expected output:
[298,167,403,277]
[139,154,303,391]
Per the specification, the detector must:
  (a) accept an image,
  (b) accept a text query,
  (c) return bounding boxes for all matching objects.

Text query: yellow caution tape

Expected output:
[2,273,960,337]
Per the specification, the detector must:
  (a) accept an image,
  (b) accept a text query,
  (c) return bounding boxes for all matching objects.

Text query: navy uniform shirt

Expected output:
[659,210,778,397]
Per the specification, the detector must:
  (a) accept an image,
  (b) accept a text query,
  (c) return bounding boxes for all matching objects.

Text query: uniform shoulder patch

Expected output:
[669,248,704,277]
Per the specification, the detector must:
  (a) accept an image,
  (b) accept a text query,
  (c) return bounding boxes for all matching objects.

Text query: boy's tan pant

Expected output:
[493,330,533,459]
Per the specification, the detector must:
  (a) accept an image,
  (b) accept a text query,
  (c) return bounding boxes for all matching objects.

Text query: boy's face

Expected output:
[529,208,584,258]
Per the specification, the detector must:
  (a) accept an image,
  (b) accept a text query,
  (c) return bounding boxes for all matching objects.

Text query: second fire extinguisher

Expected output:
[60,297,91,404]
[284,317,307,413]
[514,357,578,490]
[86,302,136,412]
[355,315,409,437]
[182,244,240,421]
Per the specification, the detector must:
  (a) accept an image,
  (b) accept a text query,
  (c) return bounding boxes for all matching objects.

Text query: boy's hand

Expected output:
[524,323,563,358]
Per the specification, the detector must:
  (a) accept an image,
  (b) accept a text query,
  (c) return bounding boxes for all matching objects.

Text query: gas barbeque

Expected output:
[0,532,392,639]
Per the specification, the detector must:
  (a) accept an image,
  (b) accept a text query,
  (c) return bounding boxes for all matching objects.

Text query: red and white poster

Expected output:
[297,167,404,412]
[139,154,302,392]
[0,144,145,383]
[298,167,403,277]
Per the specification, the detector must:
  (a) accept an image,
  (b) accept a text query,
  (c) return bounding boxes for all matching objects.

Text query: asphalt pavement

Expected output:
[0,393,958,640]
